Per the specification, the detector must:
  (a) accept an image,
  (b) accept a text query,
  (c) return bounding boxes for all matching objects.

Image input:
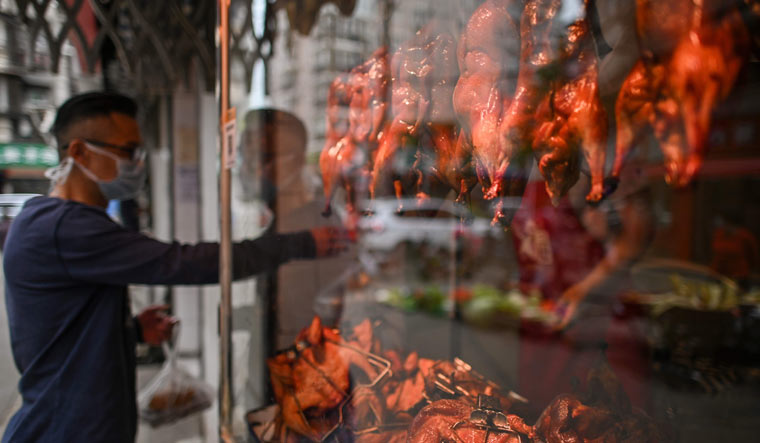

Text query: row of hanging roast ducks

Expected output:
[319,0,759,226]
[264,316,664,442]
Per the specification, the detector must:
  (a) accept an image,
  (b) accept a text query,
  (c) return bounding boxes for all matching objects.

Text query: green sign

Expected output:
[0,143,59,168]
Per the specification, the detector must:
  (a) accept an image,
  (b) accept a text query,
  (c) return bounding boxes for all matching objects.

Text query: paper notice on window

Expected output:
[223,108,237,170]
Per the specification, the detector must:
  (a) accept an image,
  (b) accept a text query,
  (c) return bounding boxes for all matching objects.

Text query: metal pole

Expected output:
[217,0,233,439]
[382,0,393,50]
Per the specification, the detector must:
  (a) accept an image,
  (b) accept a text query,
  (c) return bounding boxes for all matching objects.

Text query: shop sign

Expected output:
[0,143,58,168]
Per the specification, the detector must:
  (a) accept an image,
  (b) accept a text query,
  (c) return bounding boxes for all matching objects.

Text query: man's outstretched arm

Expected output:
[56,205,349,286]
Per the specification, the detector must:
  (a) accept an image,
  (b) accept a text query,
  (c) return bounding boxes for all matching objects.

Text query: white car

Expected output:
[0,193,40,218]
[356,197,516,252]
[1,193,40,249]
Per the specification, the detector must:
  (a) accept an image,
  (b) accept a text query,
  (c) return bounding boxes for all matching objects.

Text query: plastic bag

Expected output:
[138,324,214,427]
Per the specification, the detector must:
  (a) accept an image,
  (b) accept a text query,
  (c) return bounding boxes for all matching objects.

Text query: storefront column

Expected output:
[199,90,222,442]
[171,91,203,365]
[146,94,173,310]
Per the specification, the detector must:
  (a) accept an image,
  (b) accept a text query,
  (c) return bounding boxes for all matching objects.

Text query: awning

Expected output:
[0,143,58,168]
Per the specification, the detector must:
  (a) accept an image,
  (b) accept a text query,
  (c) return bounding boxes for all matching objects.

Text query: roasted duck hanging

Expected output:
[531,0,608,204]
[371,26,456,207]
[422,32,476,206]
[453,0,525,225]
[320,48,390,216]
[349,47,391,145]
[613,0,750,187]
[320,73,361,216]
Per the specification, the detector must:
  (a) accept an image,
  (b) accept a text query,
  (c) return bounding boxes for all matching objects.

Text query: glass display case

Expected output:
[225,1,760,441]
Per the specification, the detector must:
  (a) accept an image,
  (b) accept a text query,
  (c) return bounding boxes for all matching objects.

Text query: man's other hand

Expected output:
[310,226,353,257]
[137,305,178,346]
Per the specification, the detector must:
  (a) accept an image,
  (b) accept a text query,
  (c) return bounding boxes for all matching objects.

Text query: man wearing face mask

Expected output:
[1,92,349,442]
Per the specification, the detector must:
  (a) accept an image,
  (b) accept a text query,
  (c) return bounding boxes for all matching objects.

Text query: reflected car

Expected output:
[0,193,40,218]
[1,193,41,250]
[356,197,517,252]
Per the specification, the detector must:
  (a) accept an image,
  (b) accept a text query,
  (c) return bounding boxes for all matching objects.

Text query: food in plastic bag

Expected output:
[138,325,214,427]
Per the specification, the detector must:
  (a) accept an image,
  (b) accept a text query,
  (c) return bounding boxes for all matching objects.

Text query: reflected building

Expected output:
[0,3,84,194]
[267,0,481,188]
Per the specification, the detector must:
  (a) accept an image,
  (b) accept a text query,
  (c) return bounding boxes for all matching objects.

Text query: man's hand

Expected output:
[554,283,587,331]
[310,226,353,257]
[137,305,178,346]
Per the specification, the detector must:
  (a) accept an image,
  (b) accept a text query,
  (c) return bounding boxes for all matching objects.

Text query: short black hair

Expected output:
[52,91,138,144]
[244,108,307,146]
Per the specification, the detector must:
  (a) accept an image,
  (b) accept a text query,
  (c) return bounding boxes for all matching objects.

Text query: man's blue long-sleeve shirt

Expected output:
[2,196,314,442]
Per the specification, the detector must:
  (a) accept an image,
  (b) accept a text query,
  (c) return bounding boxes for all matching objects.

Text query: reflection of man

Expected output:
[513,169,654,419]
[240,109,354,348]
[239,109,312,215]
[556,173,654,327]
[2,93,348,442]
[513,1,656,416]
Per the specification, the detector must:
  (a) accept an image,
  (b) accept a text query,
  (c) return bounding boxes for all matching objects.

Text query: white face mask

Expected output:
[45,156,74,187]
[45,143,147,201]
